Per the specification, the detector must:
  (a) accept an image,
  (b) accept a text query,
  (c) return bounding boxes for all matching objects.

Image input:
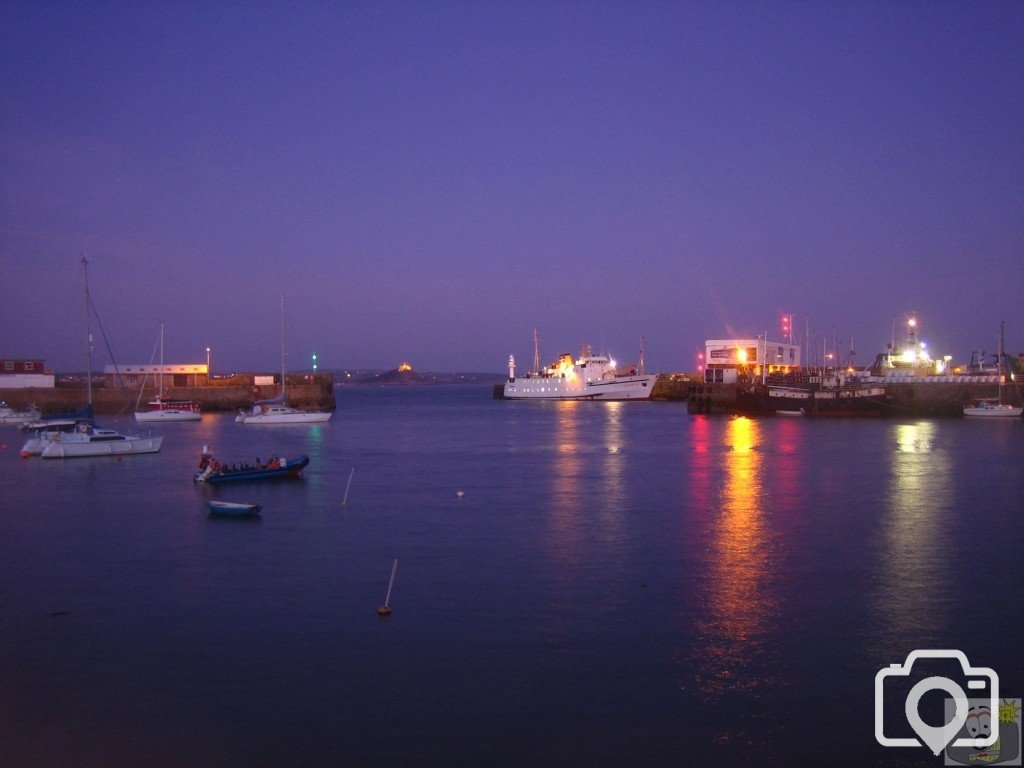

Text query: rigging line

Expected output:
[135,329,162,410]
[87,291,136,422]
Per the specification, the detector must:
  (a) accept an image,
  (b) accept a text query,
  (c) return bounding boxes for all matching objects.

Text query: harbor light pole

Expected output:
[206,347,211,380]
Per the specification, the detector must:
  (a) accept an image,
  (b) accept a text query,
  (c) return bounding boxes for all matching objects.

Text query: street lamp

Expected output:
[206,347,211,380]
[312,352,318,374]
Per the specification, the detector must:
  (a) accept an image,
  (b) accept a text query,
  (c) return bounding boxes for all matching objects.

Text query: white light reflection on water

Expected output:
[543,401,630,583]
[877,420,954,646]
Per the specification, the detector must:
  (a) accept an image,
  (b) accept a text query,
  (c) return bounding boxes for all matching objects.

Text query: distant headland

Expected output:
[339,364,504,386]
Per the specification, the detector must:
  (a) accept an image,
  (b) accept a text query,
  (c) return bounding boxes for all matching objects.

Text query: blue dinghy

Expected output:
[207,500,261,516]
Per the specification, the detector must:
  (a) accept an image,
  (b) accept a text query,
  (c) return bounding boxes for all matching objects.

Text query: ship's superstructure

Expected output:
[503,345,657,400]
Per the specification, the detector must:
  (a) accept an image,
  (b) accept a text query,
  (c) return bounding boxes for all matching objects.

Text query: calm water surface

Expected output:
[1,386,1021,767]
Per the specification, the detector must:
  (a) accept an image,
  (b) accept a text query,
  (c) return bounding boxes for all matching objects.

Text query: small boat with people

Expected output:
[207,500,262,517]
[193,447,310,484]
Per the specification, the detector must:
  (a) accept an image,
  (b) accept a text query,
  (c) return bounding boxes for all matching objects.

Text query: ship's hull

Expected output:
[503,374,657,401]
[767,384,888,417]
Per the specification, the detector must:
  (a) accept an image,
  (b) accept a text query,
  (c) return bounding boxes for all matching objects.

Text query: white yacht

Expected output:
[963,323,1022,418]
[503,345,657,401]
[236,400,332,424]
[134,324,201,422]
[38,423,163,458]
[26,257,165,459]
[236,297,333,425]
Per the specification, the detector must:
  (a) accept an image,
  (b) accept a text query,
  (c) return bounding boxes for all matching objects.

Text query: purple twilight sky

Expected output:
[2,2,1022,374]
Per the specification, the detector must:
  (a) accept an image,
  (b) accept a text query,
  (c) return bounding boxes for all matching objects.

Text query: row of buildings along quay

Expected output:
[3,316,1022,418]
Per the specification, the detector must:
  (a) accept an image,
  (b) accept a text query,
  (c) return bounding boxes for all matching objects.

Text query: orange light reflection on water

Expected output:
[692,416,775,697]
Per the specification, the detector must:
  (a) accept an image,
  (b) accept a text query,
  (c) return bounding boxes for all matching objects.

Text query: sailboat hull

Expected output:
[963,403,1023,418]
[39,434,164,458]
[236,408,332,424]
[135,408,201,422]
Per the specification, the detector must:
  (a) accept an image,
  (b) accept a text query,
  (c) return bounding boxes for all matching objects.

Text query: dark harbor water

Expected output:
[1,386,1021,767]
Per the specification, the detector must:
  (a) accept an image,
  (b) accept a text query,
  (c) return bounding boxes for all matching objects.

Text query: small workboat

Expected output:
[207,500,261,516]
[193,448,310,484]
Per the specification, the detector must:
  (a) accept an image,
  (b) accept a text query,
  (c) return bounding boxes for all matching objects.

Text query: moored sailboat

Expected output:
[135,323,202,422]
[236,297,332,424]
[31,258,163,458]
[964,322,1023,418]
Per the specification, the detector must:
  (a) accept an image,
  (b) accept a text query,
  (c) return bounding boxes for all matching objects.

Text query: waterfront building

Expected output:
[102,363,209,388]
[0,358,55,388]
[704,338,801,383]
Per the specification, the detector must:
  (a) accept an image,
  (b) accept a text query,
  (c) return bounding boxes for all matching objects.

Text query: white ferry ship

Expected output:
[503,346,657,400]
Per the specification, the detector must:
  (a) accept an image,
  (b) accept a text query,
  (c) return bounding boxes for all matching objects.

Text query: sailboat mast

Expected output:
[82,256,92,405]
[159,322,165,399]
[998,321,1005,404]
[280,296,286,398]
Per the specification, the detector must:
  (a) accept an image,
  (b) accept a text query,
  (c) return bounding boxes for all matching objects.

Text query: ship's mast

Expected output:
[82,256,92,406]
[532,328,540,372]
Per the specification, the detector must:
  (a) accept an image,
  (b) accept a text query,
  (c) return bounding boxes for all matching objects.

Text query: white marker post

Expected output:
[341,467,355,506]
[377,558,398,616]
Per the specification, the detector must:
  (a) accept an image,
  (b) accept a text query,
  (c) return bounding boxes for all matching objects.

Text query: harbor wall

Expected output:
[0,373,335,414]
[652,374,1016,417]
